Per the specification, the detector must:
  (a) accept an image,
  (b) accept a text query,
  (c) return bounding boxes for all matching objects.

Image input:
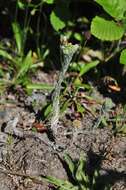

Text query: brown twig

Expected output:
[0,169,44,185]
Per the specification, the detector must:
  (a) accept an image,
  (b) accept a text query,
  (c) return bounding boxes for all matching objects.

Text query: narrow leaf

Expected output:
[120,49,126,64]
[16,50,32,79]
[12,22,23,54]
[79,60,99,76]
[44,104,52,117]
[26,83,54,90]
[75,155,88,188]
[42,175,78,190]
[64,154,75,177]
[0,49,14,61]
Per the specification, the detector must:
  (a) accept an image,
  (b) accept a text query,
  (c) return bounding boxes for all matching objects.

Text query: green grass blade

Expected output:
[64,154,75,177]
[79,60,99,76]
[42,175,78,190]
[16,50,32,79]
[75,154,88,190]
[12,22,23,54]
[0,49,15,62]
[92,169,99,187]
[43,104,52,118]
[26,83,54,90]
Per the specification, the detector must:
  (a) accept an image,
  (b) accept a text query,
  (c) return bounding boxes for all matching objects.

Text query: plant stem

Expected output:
[51,39,79,134]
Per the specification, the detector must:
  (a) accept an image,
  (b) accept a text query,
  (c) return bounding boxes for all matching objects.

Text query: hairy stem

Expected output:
[51,39,79,134]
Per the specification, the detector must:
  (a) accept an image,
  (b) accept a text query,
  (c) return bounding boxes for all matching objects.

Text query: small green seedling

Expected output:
[41,153,103,190]
[0,21,53,92]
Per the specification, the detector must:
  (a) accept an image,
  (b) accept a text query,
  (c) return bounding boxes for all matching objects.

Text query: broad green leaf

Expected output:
[17,0,25,9]
[74,33,82,42]
[30,8,38,16]
[79,60,99,76]
[120,49,126,64]
[16,50,32,79]
[91,16,124,41]
[26,83,54,90]
[12,22,23,54]
[50,11,65,31]
[50,1,70,31]
[44,0,54,4]
[96,0,126,20]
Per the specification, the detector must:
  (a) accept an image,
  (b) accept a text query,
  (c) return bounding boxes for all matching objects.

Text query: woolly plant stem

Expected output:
[51,40,79,134]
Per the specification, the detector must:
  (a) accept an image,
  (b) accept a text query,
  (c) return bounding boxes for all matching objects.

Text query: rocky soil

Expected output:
[0,71,125,190]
